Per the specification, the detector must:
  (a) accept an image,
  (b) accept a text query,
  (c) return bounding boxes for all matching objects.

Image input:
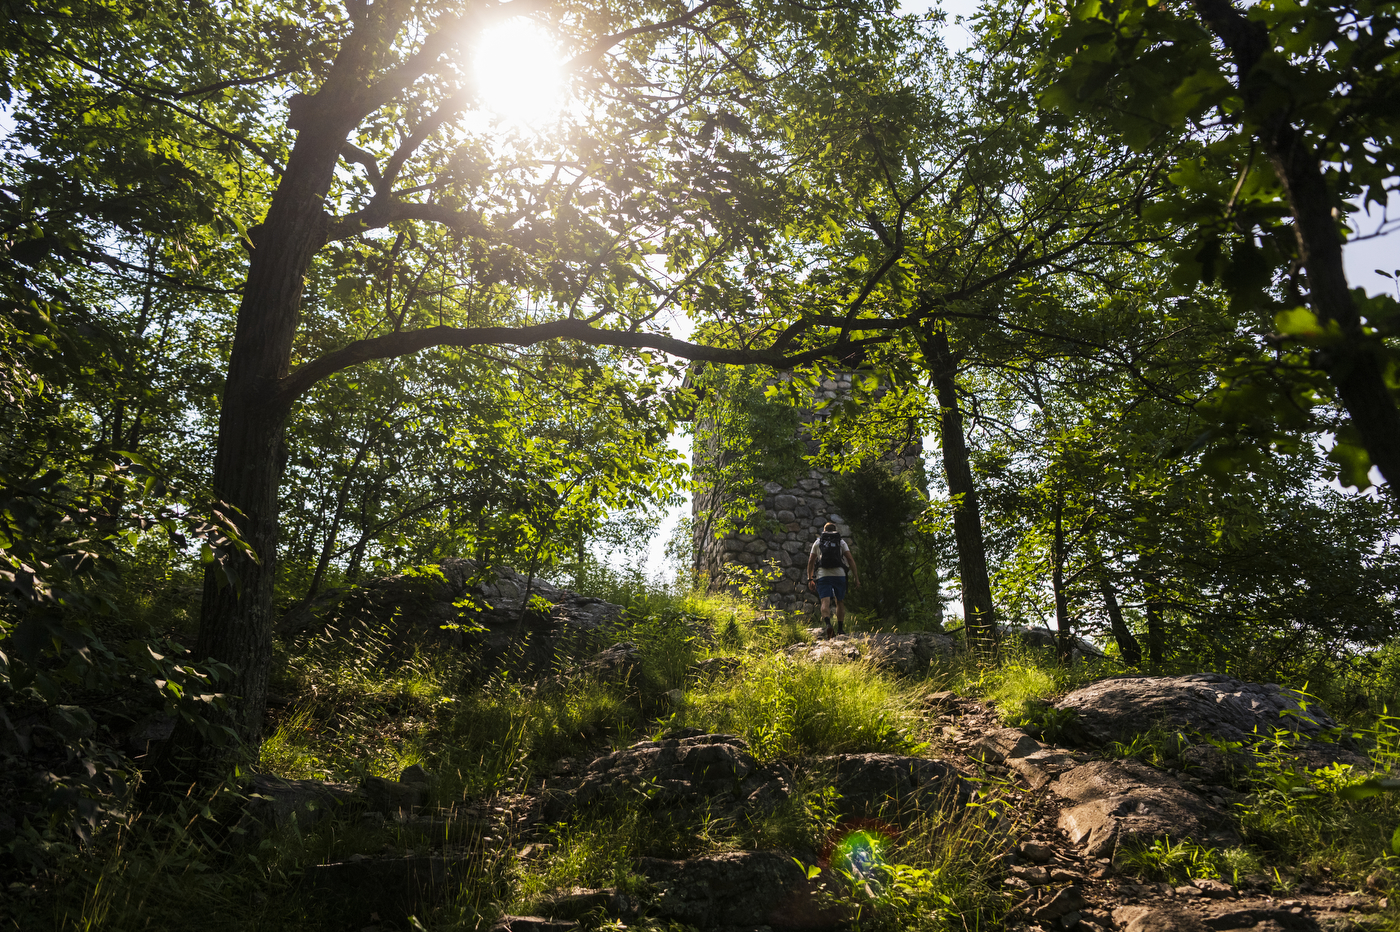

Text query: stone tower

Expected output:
[691,372,923,611]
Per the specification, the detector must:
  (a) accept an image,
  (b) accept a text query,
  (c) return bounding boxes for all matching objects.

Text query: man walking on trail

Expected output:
[806,522,860,638]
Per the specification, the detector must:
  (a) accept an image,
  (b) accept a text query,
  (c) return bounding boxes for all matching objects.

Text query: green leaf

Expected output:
[1274,307,1324,339]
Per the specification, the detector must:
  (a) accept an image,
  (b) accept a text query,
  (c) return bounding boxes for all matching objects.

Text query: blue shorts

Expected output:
[815,575,847,603]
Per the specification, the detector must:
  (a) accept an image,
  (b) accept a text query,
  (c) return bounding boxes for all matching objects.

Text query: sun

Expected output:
[474,18,565,125]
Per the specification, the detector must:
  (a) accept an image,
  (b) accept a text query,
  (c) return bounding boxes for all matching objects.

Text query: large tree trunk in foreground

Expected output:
[182,110,350,758]
[922,327,997,650]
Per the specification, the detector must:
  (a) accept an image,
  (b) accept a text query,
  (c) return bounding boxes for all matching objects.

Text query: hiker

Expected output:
[806,522,860,638]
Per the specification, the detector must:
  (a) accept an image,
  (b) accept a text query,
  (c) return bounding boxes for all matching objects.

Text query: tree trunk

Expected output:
[1099,575,1142,666]
[1193,0,1400,485]
[184,120,348,756]
[1145,597,1164,667]
[921,326,997,650]
[1052,488,1071,661]
[304,435,374,603]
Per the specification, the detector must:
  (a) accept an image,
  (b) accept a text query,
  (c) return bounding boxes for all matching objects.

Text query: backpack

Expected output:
[818,531,845,570]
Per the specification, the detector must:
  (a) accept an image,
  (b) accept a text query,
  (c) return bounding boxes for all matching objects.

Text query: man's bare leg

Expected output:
[835,599,846,635]
[820,595,835,636]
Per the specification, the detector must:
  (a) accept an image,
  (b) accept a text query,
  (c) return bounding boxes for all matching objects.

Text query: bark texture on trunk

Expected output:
[195,134,344,745]
[187,8,406,753]
[1192,0,1400,485]
[1099,575,1142,666]
[922,327,997,650]
[1145,597,1164,666]
[1052,488,1071,661]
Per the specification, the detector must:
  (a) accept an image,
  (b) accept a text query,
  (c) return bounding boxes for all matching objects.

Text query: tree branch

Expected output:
[323,199,490,243]
[276,317,892,406]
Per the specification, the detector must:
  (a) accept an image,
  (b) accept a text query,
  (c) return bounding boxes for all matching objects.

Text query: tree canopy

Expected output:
[0,0,1396,816]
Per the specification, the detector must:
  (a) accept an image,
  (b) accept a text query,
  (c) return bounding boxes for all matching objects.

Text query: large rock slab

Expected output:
[236,774,358,841]
[1055,674,1339,746]
[572,734,789,817]
[1051,759,1239,859]
[823,753,971,819]
[636,851,849,930]
[785,632,955,676]
[1112,904,1322,932]
[490,919,580,932]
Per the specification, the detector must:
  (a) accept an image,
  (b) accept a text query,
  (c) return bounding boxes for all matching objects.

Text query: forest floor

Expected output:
[13,575,1400,932]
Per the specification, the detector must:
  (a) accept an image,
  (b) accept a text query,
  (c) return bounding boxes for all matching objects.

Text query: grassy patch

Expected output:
[1116,837,1265,886]
[673,652,922,760]
[1234,741,1400,887]
[836,791,1020,931]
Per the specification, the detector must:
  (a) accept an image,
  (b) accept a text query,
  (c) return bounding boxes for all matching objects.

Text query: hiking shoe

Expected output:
[823,626,835,639]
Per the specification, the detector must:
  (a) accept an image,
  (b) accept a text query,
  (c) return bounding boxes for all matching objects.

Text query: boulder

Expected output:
[362,774,429,816]
[785,632,955,676]
[861,632,957,675]
[582,642,643,682]
[1000,625,1104,657]
[1051,759,1239,859]
[636,850,849,930]
[1055,674,1338,747]
[537,887,641,921]
[968,728,1077,789]
[237,774,357,838]
[572,734,790,818]
[690,656,742,680]
[1034,886,1089,922]
[823,753,971,819]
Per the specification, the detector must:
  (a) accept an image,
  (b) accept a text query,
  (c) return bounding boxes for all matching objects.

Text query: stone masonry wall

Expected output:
[692,372,923,612]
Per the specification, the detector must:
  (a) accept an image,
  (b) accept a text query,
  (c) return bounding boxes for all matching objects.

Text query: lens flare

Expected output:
[831,828,892,892]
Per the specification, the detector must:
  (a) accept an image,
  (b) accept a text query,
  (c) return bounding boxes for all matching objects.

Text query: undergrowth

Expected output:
[17,577,1400,932]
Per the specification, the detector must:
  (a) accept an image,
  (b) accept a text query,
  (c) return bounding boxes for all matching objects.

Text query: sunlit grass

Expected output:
[674,651,921,760]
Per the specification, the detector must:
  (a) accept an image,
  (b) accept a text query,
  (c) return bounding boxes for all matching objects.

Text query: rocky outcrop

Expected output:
[235,774,357,841]
[281,694,1387,932]
[490,919,580,932]
[570,733,790,818]
[1052,759,1240,859]
[580,641,644,682]
[823,753,971,819]
[785,632,955,676]
[968,727,1078,790]
[637,850,849,930]
[1112,903,1324,932]
[1055,674,1338,746]
[278,560,624,677]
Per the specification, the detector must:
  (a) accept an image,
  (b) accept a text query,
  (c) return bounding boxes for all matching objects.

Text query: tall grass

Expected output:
[675,652,921,760]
